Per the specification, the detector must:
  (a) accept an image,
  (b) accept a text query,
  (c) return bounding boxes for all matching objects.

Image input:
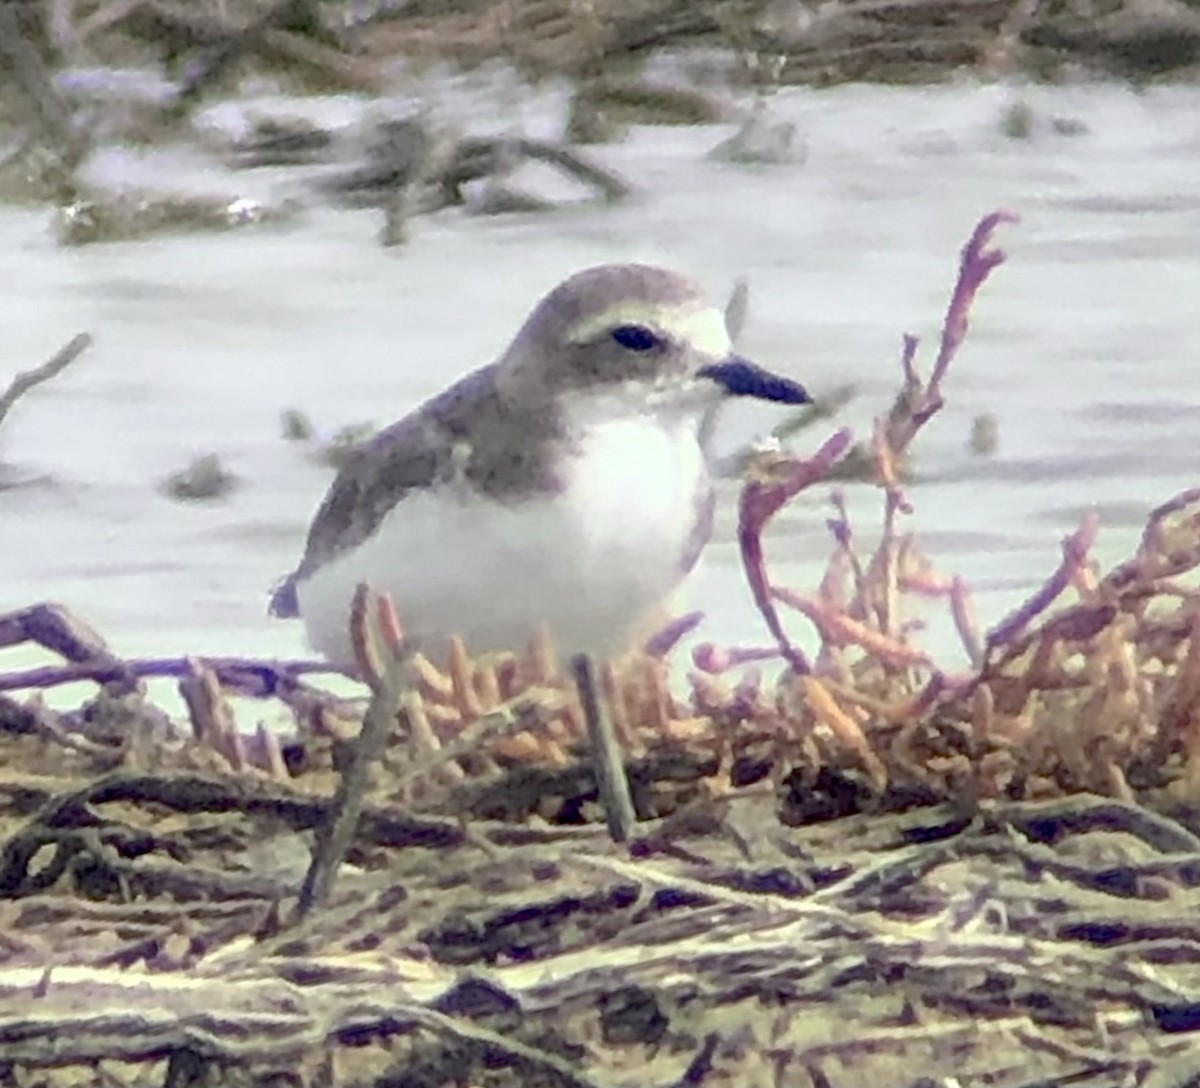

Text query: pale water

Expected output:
[1,75,1198,704]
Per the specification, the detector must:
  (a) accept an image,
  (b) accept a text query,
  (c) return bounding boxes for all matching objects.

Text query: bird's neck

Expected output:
[557,389,713,448]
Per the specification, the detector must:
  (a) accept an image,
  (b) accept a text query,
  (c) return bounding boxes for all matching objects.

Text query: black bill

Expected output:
[698,355,810,406]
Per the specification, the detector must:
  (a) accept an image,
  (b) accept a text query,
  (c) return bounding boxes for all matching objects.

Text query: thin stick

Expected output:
[293,664,406,917]
[293,587,412,920]
[0,655,342,694]
[0,334,92,438]
[571,653,636,843]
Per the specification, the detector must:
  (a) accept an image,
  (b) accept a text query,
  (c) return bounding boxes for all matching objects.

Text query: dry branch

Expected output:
[294,585,414,920]
[0,334,92,443]
[0,4,89,174]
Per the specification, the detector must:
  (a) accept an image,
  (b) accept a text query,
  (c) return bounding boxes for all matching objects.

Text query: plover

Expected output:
[270,264,809,666]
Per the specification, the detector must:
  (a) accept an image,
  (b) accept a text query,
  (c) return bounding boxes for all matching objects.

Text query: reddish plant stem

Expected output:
[895,209,1018,447]
[0,656,343,695]
[984,514,1100,657]
[738,428,854,674]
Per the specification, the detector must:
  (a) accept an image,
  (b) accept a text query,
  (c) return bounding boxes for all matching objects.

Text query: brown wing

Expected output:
[268,364,569,618]
[269,365,497,617]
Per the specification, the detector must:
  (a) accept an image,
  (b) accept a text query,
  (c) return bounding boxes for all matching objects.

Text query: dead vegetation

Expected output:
[4,213,1200,1083]
[3,0,1195,248]
[16,0,1200,92]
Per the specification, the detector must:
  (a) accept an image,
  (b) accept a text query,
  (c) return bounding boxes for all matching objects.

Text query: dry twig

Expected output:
[0,334,92,442]
[294,584,414,920]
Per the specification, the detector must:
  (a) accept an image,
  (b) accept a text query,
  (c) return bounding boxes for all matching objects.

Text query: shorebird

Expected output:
[270,264,809,666]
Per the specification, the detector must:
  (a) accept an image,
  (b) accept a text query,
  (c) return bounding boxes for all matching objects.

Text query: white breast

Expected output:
[296,417,709,665]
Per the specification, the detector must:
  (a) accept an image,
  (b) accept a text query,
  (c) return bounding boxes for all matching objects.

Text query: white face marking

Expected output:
[566,303,732,358]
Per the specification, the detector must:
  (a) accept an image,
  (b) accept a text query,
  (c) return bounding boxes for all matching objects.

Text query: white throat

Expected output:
[559,377,723,434]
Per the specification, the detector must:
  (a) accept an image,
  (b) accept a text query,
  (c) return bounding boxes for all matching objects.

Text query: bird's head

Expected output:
[499,263,810,423]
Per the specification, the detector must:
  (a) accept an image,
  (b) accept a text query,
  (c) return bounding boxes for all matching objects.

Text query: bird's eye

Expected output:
[610,324,662,352]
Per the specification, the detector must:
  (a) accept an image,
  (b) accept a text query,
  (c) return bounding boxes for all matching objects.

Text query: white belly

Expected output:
[296,418,709,665]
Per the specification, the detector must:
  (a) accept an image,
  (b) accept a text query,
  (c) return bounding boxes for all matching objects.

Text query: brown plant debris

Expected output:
[4,212,1200,1082]
[16,0,1198,126]
[282,0,1200,84]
